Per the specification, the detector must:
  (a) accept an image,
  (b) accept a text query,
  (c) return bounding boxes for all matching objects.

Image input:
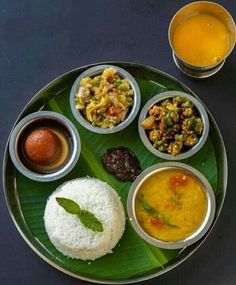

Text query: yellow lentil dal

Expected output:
[135,169,207,242]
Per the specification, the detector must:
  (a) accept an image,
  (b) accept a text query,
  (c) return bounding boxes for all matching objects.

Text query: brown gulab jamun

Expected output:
[24,128,61,165]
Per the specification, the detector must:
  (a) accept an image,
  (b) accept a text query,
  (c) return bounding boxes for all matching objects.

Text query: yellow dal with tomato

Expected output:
[135,169,207,242]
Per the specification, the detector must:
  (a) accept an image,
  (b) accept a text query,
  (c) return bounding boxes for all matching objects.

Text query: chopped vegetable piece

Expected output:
[107,106,123,116]
[167,141,183,156]
[184,134,199,146]
[141,116,157,129]
[149,129,161,142]
[150,217,164,228]
[107,76,113,84]
[169,175,188,191]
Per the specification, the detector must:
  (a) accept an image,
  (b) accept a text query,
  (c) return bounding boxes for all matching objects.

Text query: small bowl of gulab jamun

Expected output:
[9,111,81,182]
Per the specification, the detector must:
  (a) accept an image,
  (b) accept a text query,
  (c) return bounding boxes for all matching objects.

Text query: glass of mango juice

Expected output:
[168,1,236,78]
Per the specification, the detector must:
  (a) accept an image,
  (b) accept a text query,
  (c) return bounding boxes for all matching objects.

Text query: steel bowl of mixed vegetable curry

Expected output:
[70,65,141,134]
[138,91,209,160]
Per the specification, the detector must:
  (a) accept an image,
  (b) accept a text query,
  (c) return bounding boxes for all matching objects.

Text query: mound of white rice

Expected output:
[44,177,126,261]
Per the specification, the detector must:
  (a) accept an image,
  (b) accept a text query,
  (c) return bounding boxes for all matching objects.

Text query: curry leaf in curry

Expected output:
[137,195,178,228]
[137,195,160,216]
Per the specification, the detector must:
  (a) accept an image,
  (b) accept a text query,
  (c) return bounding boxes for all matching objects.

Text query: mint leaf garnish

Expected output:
[56,197,103,232]
[79,210,103,232]
[56,197,81,214]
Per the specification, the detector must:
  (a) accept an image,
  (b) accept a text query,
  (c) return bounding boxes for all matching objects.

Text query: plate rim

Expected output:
[2,61,228,284]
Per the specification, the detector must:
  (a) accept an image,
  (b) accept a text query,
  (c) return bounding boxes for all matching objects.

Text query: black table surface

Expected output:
[1,1,236,284]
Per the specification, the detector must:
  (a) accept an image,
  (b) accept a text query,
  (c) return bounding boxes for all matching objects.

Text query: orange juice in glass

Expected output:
[169,1,236,78]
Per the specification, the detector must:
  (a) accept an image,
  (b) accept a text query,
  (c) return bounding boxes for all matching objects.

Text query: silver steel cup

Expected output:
[168,1,236,78]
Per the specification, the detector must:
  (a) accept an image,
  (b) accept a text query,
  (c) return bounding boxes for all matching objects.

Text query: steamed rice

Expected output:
[44,177,126,261]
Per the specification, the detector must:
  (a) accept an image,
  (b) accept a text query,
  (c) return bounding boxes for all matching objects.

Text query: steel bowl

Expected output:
[9,111,81,182]
[138,91,209,160]
[127,162,216,249]
[70,64,141,134]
